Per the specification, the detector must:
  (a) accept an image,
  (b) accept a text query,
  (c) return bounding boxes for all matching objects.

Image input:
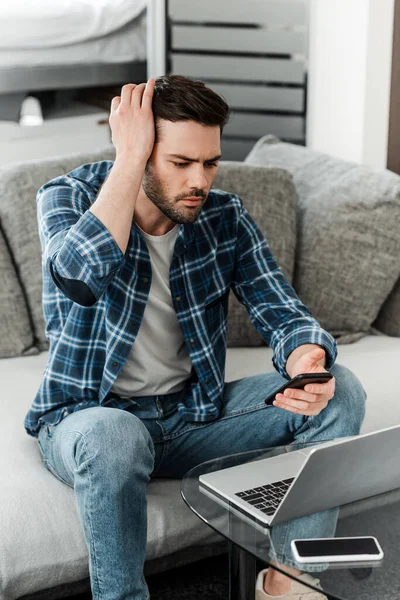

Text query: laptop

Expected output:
[199,424,400,532]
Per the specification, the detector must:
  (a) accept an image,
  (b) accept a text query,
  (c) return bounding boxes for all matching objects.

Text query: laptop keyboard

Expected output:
[235,478,294,516]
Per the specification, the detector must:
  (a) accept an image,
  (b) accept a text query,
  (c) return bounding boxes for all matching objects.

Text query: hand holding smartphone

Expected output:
[291,536,384,563]
[264,372,333,406]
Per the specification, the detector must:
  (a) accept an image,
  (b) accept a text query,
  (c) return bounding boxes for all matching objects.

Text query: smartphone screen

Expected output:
[294,537,381,558]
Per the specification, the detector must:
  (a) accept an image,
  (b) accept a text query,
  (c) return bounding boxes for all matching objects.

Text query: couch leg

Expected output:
[0,92,28,122]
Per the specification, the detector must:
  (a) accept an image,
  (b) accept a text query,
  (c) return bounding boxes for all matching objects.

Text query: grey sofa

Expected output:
[1,137,400,600]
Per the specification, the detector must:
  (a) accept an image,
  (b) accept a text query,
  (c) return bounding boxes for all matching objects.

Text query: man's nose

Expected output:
[187,168,208,191]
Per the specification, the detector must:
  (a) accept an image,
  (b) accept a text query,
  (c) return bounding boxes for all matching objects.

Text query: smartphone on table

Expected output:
[291,536,384,563]
[264,372,333,406]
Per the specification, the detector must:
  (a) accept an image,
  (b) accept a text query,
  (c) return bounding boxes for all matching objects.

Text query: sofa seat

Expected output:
[1,334,399,599]
[0,350,223,600]
[225,334,400,435]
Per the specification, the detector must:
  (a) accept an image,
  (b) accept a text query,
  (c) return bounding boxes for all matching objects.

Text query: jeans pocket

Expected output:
[37,424,72,487]
[37,424,51,457]
[43,460,72,487]
[37,438,45,459]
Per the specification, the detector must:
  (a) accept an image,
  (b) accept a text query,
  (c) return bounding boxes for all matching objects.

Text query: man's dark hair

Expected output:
[152,74,230,142]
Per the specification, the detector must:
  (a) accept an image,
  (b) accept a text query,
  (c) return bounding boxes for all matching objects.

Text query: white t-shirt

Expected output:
[110,223,193,398]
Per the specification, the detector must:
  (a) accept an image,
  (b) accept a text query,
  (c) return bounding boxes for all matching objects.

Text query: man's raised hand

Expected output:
[109,79,156,165]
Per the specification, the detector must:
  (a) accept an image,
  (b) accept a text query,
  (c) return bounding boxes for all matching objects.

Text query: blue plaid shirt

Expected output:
[24,160,337,437]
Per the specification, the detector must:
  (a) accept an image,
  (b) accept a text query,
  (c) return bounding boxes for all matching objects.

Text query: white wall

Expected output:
[147,0,166,78]
[363,0,395,168]
[307,0,395,170]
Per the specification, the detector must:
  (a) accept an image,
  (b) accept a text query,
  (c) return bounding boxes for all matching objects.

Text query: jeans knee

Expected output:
[329,363,367,434]
[73,407,155,480]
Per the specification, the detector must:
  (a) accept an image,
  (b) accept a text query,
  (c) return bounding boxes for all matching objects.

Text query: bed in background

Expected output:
[0,0,153,121]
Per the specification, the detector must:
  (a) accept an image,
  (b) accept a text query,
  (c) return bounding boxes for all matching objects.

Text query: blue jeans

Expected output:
[37,363,366,600]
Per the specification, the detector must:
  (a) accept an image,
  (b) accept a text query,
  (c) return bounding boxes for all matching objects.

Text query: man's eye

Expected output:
[172,162,218,168]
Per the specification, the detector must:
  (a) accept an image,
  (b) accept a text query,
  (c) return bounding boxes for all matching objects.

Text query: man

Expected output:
[25,75,366,600]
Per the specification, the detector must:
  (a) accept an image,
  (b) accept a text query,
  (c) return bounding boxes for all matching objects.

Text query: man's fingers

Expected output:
[276,394,317,410]
[141,78,156,111]
[120,83,136,106]
[273,397,327,416]
[110,96,121,111]
[281,389,319,403]
[272,401,322,416]
[131,82,147,110]
[272,373,335,416]
[304,380,336,395]
[115,80,154,113]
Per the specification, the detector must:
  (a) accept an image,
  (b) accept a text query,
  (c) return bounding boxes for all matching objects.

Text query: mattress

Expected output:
[0,0,147,67]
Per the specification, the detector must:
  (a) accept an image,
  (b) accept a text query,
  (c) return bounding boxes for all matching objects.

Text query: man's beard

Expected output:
[142,164,206,224]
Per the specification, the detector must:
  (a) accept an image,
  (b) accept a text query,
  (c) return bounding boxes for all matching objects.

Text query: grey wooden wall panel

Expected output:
[220,139,257,161]
[210,83,304,112]
[225,112,304,140]
[172,26,306,55]
[169,0,308,26]
[171,54,305,84]
[168,0,309,156]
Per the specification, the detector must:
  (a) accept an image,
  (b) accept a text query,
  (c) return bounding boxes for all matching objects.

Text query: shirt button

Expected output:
[112,362,118,367]
[205,378,210,383]
[189,339,195,344]
[176,296,181,302]
[143,277,149,283]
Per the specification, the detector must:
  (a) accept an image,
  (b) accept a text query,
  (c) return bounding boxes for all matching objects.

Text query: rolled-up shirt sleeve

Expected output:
[38,175,125,305]
[231,200,337,378]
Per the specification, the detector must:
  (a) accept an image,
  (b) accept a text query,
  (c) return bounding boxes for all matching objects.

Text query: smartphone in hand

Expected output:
[264,372,333,406]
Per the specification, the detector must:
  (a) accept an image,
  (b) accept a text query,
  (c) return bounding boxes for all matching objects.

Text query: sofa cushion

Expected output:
[225,335,400,435]
[213,162,297,346]
[0,352,222,600]
[0,225,38,358]
[0,153,296,352]
[373,284,400,337]
[0,146,116,353]
[2,334,400,597]
[245,135,400,343]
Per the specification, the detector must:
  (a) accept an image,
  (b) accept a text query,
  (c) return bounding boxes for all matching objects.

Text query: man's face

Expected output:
[142,119,221,224]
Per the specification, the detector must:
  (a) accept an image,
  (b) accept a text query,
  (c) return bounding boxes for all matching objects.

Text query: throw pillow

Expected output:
[213,162,297,346]
[0,225,38,358]
[373,285,400,336]
[245,135,400,343]
[0,146,116,352]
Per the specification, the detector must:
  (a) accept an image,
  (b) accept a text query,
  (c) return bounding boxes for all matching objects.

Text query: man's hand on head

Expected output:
[273,346,336,416]
[109,79,156,166]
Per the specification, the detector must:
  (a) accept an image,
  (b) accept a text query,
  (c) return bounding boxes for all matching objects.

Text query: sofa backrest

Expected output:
[245,135,400,342]
[0,149,298,355]
[0,226,37,358]
[0,146,116,357]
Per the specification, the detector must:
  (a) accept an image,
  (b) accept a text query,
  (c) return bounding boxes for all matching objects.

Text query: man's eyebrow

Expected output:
[167,153,222,163]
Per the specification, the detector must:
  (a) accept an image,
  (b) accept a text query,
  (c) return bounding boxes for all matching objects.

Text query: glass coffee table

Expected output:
[181,442,400,600]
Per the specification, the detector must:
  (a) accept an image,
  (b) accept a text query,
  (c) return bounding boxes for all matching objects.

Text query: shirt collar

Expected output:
[130,221,195,255]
